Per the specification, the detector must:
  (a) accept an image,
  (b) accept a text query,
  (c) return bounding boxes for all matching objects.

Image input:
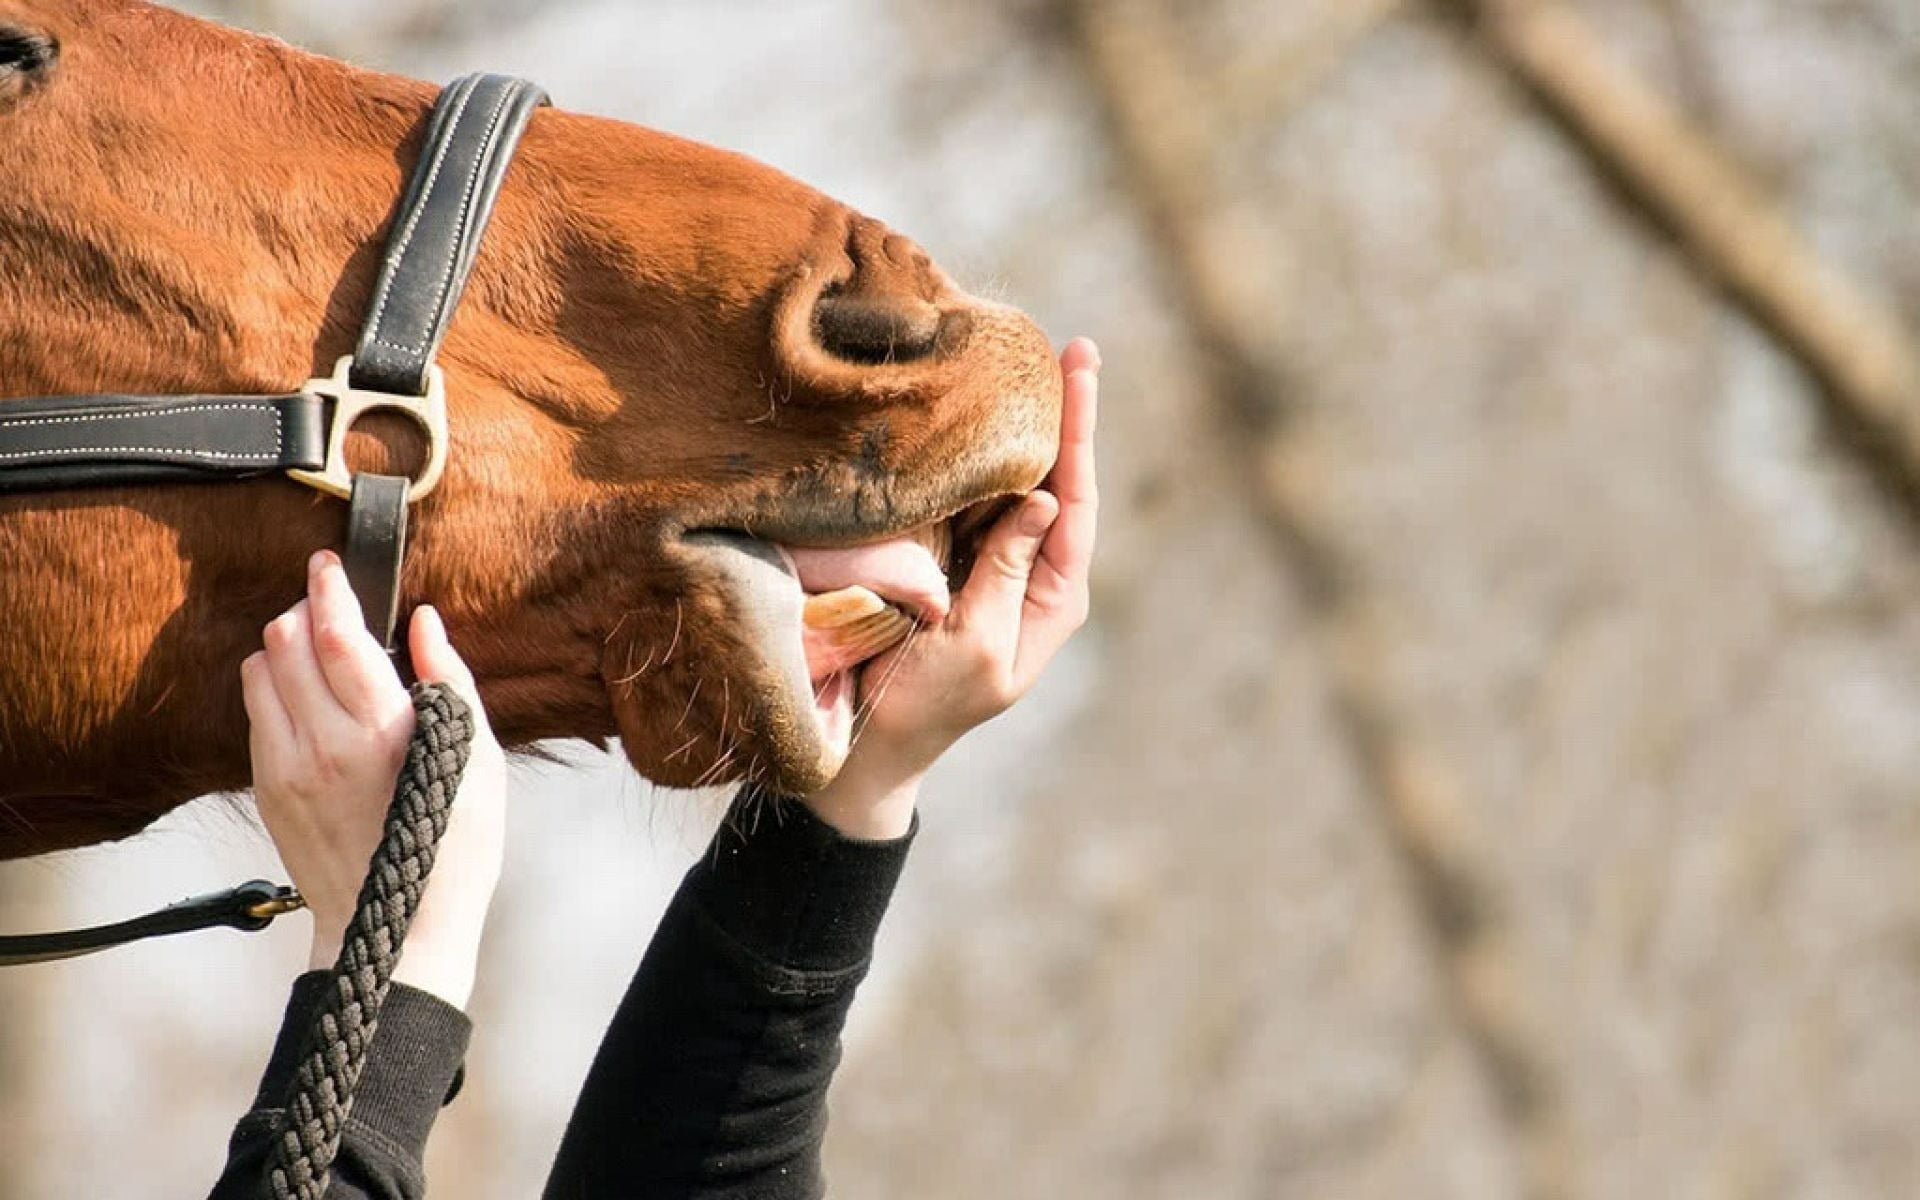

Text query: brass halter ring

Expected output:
[287,355,449,502]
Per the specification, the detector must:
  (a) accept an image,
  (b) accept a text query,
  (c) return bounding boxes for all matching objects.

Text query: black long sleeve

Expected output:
[542,788,915,1199]
[208,973,472,1200]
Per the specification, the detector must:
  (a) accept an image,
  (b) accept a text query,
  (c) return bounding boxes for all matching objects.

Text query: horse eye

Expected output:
[0,26,58,95]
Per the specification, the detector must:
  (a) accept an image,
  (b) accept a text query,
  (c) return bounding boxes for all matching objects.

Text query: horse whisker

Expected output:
[673,676,705,734]
[661,600,684,665]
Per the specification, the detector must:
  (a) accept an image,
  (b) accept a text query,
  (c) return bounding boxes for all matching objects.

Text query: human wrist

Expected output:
[306,919,347,972]
[303,907,487,1011]
[391,934,482,1012]
[395,889,492,1002]
[804,754,927,841]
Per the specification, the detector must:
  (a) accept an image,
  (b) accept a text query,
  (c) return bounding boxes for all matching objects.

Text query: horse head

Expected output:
[0,0,1060,856]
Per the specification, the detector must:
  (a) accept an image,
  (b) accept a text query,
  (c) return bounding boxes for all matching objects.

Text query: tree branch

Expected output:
[1057,2,1577,1196]
[1456,0,1920,508]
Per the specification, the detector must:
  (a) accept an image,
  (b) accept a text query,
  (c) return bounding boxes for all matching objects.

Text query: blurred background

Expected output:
[5,0,1920,1195]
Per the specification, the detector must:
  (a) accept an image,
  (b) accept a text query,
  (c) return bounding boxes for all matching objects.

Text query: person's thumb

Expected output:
[952,490,1061,634]
[409,605,478,703]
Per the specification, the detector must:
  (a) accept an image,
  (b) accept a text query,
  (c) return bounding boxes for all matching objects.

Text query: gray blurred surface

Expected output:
[4,2,1920,1197]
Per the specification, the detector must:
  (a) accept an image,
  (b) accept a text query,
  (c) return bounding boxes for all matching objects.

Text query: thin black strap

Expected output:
[0,880,300,967]
[345,473,410,650]
[0,393,324,493]
[349,73,549,397]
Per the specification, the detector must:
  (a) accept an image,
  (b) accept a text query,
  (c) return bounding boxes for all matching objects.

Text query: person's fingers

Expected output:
[307,551,409,727]
[1039,361,1098,578]
[1048,359,1099,498]
[410,605,480,706]
[1014,566,1090,686]
[1015,358,1099,681]
[410,604,506,750]
[261,599,350,735]
[950,491,1062,657]
[1060,336,1101,378]
[240,649,294,763]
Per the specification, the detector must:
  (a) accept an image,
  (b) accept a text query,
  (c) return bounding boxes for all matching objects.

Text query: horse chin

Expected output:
[598,532,848,797]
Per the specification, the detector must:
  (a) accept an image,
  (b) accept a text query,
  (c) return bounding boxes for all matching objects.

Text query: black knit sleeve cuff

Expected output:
[345,980,474,1148]
[681,786,917,975]
[254,971,473,1135]
[249,970,333,1110]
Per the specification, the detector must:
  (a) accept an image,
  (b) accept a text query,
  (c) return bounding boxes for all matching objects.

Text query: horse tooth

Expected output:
[919,521,952,571]
[834,609,913,658]
[804,586,888,628]
[804,588,920,665]
[846,608,911,640]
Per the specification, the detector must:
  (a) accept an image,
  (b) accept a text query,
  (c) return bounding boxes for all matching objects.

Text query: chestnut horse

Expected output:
[0,0,1060,858]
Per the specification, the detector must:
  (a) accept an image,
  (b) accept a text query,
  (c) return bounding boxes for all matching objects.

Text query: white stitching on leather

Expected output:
[362,79,481,356]
[0,403,278,431]
[0,445,279,462]
[0,402,282,461]
[371,82,515,357]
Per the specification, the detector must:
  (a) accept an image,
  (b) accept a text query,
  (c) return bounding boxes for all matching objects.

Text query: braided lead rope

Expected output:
[263,682,474,1200]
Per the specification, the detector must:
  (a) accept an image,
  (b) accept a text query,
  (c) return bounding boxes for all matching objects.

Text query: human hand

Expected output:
[241,551,506,1010]
[805,338,1100,839]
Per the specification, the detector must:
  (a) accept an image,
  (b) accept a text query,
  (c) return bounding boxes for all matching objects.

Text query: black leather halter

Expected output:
[0,73,547,968]
[0,71,547,647]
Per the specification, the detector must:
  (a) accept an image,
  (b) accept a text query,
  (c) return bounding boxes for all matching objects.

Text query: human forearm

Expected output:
[543,787,913,1199]
[209,973,472,1200]
[802,754,924,840]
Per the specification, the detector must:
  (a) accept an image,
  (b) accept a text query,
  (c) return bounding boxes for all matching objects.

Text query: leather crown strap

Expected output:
[0,72,548,648]
[0,73,545,970]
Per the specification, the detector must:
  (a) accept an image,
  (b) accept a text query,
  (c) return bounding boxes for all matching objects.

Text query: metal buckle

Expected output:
[287,355,449,502]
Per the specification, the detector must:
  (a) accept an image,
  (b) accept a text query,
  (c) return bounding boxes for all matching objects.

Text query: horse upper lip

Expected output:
[693,487,1000,596]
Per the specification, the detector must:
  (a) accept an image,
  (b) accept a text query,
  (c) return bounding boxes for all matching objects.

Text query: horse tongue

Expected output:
[783,530,952,625]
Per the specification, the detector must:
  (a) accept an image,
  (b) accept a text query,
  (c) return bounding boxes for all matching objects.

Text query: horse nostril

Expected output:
[813,292,942,366]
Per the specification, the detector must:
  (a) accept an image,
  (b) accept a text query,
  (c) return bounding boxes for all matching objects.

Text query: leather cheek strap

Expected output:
[350,74,549,398]
[339,73,548,652]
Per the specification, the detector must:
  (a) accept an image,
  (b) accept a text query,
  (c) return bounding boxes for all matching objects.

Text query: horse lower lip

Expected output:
[669,514,969,784]
[679,531,824,718]
[677,529,901,786]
